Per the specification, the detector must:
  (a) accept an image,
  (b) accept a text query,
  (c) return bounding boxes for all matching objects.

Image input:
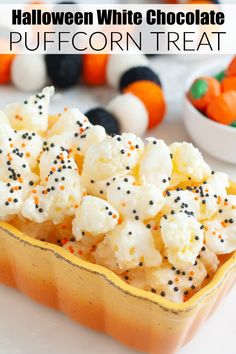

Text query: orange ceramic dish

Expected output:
[0,182,236,354]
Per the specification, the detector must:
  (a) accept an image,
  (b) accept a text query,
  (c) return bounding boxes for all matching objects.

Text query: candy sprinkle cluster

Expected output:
[2,87,236,303]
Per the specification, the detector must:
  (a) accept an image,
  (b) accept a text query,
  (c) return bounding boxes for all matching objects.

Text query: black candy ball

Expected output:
[85,108,121,136]
[119,66,162,91]
[45,54,82,88]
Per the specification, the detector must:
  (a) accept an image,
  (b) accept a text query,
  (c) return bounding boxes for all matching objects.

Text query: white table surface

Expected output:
[0,54,236,354]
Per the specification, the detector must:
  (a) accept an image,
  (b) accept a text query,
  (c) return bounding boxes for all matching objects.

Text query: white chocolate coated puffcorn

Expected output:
[72,196,119,240]
[1,86,236,303]
[48,108,106,156]
[170,142,211,186]
[107,175,164,221]
[95,219,162,272]
[139,138,172,192]
[82,133,144,182]
[160,212,204,268]
[4,87,54,132]
[204,195,236,254]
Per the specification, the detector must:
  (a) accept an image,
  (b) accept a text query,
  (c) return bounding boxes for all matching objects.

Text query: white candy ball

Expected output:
[107,93,148,136]
[106,54,148,88]
[11,54,47,92]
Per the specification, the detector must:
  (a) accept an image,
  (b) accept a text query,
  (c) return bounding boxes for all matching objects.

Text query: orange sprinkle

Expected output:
[190,271,195,276]
[112,214,117,219]
[21,143,26,148]
[8,198,12,202]
[60,186,65,190]
[68,246,74,254]
[7,153,12,161]
[25,152,31,157]
[74,204,79,209]
[61,238,68,245]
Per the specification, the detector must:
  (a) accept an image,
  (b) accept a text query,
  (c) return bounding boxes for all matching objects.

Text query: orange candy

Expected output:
[83,54,109,86]
[0,54,15,84]
[123,80,166,128]
[226,56,236,77]
[221,76,236,93]
[206,91,236,125]
[188,76,221,112]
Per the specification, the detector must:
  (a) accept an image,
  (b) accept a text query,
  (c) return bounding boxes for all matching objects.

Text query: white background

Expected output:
[0,1,236,353]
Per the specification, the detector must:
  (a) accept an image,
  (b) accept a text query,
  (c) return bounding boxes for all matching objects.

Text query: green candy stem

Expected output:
[214,70,225,82]
[190,79,208,100]
[230,121,236,128]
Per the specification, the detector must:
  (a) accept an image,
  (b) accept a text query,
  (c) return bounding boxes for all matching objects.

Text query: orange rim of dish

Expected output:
[1,181,236,313]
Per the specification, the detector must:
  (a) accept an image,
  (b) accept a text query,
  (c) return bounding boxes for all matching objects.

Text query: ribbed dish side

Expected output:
[0,222,235,354]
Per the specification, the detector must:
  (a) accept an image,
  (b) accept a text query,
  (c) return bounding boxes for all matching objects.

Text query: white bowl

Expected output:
[183,61,236,165]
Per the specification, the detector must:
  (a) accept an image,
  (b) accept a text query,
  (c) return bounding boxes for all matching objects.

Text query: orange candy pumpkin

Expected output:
[188,76,221,112]
[221,76,236,93]
[123,80,166,129]
[226,56,236,77]
[206,91,236,125]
